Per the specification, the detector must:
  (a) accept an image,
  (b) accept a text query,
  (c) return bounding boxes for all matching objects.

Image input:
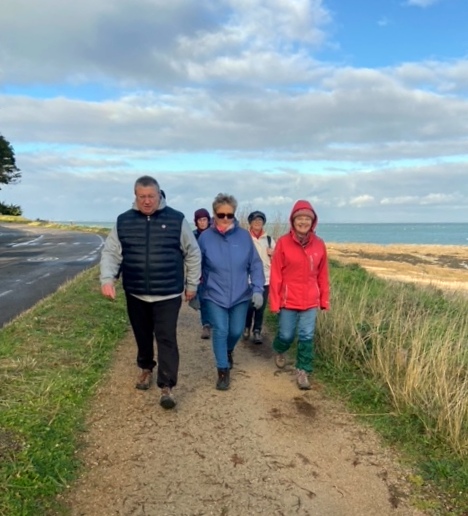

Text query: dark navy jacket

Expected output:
[117,207,184,295]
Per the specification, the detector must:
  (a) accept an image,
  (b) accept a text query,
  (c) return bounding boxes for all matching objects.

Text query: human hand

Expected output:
[252,292,263,309]
[101,283,116,300]
[185,290,197,301]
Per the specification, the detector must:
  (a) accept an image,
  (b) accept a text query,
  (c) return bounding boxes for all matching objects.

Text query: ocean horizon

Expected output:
[58,221,468,246]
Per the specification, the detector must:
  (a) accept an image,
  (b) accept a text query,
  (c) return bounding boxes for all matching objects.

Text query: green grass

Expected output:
[0,267,128,515]
[267,259,468,515]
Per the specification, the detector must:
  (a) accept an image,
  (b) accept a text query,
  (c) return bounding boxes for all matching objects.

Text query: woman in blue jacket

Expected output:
[198,193,265,390]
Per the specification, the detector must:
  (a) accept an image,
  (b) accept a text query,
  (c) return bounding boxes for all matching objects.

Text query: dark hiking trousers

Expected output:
[245,285,270,332]
[125,293,182,388]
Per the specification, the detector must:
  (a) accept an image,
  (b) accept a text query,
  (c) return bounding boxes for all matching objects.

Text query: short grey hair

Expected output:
[134,175,160,193]
[212,193,238,213]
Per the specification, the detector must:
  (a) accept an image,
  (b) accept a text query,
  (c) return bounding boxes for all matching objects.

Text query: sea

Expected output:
[63,221,468,246]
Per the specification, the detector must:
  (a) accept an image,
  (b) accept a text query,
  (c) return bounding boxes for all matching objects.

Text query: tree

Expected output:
[0,133,21,189]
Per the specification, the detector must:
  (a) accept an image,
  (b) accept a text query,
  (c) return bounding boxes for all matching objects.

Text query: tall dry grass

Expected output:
[317,264,468,456]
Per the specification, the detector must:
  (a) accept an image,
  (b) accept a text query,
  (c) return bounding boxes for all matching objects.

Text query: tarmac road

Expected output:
[0,224,106,328]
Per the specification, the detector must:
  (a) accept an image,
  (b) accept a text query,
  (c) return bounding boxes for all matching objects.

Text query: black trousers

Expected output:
[125,293,182,388]
[245,285,270,332]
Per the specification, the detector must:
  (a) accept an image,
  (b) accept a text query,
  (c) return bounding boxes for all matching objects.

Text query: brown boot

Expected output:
[216,368,230,390]
[274,354,286,369]
[296,369,311,390]
[136,369,153,390]
[201,325,211,339]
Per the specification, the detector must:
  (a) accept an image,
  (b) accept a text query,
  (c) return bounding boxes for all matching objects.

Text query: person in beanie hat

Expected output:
[193,208,211,339]
[269,200,330,390]
[193,208,210,240]
[243,210,275,344]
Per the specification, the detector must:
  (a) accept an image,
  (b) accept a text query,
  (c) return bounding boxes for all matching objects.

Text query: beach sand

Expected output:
[327,243,468,294]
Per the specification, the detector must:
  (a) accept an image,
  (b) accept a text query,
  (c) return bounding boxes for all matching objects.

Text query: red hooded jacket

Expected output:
[269,200,330,313]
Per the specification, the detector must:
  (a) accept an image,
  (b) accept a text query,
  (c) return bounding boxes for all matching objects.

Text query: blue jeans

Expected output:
[205,300,250,369]
[273,308,317,373]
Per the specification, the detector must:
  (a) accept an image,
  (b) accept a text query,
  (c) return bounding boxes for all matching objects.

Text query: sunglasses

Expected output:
[215,212,235,219]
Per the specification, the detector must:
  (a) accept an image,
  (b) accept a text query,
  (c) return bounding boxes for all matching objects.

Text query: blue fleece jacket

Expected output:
[198,221,265,309]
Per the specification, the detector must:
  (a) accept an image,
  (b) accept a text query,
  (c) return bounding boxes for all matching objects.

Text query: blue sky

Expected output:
[1,0,468,223]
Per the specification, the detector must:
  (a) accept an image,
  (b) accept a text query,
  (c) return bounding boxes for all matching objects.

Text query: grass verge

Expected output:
[268,260,468,515]
[0,267,128,515]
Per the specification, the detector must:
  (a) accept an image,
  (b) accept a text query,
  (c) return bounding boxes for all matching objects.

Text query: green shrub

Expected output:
[0,201,22,216]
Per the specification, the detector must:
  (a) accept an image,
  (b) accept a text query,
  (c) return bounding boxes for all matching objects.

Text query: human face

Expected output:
[135,185,160,216]
[250,217,264,232]
[196,217,209,231]
[293,216,313,236]
[213,204,235,229]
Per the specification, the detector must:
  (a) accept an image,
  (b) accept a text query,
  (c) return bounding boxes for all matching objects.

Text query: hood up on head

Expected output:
[289,200,318,232]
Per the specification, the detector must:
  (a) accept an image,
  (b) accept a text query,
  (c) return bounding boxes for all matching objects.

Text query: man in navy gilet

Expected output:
[100,176,201,409]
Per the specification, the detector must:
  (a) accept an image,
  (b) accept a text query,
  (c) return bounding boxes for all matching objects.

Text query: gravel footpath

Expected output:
[61,301,424,516]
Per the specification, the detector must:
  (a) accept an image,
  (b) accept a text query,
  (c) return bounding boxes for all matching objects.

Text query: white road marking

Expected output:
[8,235,44,247]
[25,273,52,284]
[27,257,59,262]
[0,290,13,298]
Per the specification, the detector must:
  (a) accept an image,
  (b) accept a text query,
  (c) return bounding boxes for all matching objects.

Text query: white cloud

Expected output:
[406,0,442,7]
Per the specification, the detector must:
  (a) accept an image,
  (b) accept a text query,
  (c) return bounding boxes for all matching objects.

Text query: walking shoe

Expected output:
[296,369,311,390]
[216,368,230,390]
[274,353,286,369]
[227,351,233,370]
[242,328,250,341]
[135,369,153,390]
[253,330,263,345]
[160,387,177,409]
[201,325,211,339]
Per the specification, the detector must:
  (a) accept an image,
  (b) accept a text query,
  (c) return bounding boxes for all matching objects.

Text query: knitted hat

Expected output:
[194,208,210,222]
[292,208,314,220]
[248,210,266,224]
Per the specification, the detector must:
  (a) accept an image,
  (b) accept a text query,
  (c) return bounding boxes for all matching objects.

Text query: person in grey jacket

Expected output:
[100,175,201,409]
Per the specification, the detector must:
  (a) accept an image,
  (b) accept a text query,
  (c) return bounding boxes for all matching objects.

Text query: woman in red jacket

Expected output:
[269,200,330,390]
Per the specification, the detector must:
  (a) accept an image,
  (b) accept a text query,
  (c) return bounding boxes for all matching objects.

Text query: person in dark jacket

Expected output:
[269,200,330,390]
[100,176,201,409]
[198,193,265,391]
[193,208,211,339]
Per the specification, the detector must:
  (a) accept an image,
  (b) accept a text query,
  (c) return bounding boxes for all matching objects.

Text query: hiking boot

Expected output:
[253,330,263,344]
[216,368,230,391]
[274,353,286,369]
[242,328,250,341]
[227,351,233,370]
[201,325,211,339]
[296,369,311,390]
[160,387,176,409]
[135,369,152,390]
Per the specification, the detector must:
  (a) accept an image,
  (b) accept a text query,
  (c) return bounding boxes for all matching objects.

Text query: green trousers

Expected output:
[273,336,314,373]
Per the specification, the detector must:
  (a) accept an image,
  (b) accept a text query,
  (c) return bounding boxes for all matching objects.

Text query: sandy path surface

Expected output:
[62,299,425,516]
